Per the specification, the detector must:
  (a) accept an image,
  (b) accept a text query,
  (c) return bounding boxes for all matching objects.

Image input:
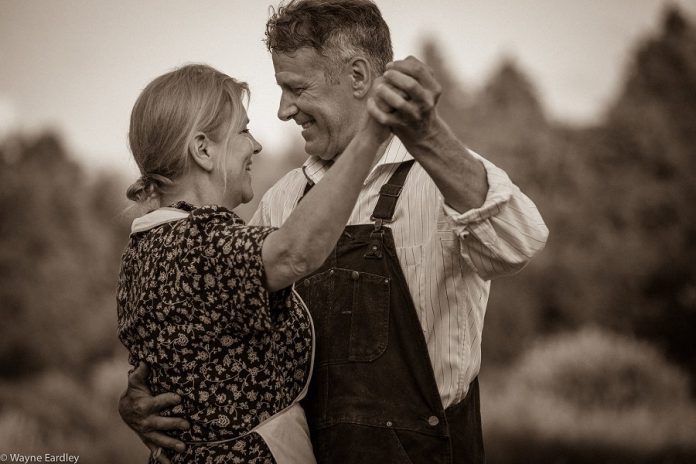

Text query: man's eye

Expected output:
[292,87,304,95]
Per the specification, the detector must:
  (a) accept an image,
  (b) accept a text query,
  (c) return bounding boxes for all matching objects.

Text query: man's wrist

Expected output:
[402,115,456,153]
[403,115,462,158]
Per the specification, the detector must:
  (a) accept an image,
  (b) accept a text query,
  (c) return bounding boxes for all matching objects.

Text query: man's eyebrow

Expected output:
[276,75,305,86]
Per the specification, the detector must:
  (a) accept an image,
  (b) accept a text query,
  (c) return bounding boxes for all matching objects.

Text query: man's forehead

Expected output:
[272,48,325,71]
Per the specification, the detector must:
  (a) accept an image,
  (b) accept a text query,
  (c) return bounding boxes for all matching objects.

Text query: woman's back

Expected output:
[117,202,313,461]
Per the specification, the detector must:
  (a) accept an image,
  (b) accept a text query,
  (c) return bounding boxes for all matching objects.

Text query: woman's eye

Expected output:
[241,128,250,134]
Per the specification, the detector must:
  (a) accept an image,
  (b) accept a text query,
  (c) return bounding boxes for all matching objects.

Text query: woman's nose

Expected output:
[252,136,262,155]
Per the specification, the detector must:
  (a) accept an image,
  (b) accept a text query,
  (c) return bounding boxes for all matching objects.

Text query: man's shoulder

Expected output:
[263,167,306,200]
[256,167,307,216]
[273,166,307,190]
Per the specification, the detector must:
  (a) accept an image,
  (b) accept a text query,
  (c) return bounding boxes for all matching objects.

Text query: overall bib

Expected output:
[296,161,485,464]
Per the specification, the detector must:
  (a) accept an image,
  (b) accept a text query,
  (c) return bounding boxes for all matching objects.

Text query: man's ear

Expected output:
[349,57,373,99]
[189,132,215,172]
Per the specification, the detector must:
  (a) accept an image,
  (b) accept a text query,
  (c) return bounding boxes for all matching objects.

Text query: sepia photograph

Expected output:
[1,0,695,462]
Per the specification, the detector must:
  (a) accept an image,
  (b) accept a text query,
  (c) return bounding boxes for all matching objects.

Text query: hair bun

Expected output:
[126,173,173,203]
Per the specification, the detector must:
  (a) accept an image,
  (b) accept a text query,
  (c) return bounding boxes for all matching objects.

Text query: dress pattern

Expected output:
[117,202,313,463]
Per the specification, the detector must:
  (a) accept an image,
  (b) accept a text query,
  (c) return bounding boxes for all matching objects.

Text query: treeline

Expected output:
[0,133,130,378]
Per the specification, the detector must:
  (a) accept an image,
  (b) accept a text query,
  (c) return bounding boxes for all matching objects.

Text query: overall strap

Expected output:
[370,160,415,230]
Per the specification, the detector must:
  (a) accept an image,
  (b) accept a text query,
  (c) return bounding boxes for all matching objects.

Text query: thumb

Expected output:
[128,362,151,388]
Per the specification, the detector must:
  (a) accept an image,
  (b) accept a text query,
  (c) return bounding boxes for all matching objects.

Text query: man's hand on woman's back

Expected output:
[118,363,190,463]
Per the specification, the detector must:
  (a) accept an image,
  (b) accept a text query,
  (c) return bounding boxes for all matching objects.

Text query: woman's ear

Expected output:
[189,132,215,172]
[349,57,373,99]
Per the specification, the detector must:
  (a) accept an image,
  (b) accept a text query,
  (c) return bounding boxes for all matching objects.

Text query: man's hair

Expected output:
[265,0,393,83]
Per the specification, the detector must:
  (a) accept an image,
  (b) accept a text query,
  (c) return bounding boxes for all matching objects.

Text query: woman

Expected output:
[117,64,388,463]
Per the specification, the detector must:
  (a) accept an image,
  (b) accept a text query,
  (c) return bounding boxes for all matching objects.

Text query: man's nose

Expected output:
[277,92,297,121]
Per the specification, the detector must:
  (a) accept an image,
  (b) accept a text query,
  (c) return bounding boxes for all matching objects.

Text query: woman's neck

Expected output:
[159,174,226,209]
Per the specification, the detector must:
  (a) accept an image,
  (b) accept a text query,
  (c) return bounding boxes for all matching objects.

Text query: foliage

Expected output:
[0,133,129,377]
[420,7,696,376]
[481,328,696,463]
[0,358,146,462]
[511,327,691,410]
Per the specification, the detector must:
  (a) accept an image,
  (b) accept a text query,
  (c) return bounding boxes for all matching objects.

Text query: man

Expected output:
[119,1,548,462]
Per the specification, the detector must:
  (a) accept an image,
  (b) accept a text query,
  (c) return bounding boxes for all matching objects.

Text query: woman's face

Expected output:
[211,111,262,208]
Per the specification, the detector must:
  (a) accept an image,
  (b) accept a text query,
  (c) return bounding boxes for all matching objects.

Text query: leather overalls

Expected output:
[296,161,485,464]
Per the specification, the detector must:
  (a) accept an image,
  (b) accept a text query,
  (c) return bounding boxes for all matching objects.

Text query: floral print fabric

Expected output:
[117,202,313,463]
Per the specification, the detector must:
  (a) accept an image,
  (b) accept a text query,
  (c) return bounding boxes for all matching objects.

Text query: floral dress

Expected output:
[117,202,314,464]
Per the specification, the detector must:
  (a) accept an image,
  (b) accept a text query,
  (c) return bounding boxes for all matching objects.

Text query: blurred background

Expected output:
[2,0,696,462]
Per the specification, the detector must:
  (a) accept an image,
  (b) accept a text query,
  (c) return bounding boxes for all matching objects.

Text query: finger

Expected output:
[128,363,151,389]
[375,83,421,122]
[375,96,393,114]
[143,415,191,433]
[386,57,441,95]
[383,69,432,108]
[143,431,187,454]
[150,392,182,412]
[146,444,172,464]
[367,98,403,127]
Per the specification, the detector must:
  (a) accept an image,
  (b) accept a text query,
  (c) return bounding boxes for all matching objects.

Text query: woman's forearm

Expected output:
[263,125,387,291]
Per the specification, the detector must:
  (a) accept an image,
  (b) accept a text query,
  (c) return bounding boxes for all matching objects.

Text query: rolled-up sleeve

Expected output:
[442,151,549,280]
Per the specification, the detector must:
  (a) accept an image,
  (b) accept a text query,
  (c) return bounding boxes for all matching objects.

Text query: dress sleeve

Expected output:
[195,220,282,333]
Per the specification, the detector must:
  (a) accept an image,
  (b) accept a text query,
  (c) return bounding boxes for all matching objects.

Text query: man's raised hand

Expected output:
[367,56,444,145]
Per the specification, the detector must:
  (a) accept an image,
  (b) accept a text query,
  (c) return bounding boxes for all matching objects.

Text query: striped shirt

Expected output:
[249,136,548,407]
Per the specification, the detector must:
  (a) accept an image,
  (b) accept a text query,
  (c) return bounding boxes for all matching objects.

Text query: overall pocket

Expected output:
[298,268,390,365]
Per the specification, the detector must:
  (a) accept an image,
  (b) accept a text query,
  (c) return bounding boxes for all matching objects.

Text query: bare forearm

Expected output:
[263,130,385,290]
[404,118,487,213]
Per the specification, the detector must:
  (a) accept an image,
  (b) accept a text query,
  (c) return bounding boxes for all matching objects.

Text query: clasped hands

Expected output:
[368,55,445,146]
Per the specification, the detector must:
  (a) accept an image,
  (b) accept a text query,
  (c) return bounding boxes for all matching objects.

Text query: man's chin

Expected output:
[305,142,337,160]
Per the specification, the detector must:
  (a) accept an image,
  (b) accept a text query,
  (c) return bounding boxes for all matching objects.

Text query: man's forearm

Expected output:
[402,118,487,214]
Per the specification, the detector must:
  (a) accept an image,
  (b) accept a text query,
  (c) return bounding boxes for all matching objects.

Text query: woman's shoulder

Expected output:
[172,202,274,255]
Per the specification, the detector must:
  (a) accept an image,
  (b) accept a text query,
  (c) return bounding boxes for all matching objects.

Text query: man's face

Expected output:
[272,48,362,160]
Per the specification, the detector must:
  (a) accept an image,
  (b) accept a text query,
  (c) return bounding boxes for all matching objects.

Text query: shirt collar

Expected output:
[130,207,190,235]
[301,136,414,185]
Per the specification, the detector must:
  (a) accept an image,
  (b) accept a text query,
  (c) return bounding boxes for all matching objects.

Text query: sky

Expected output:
[1,0,695,176]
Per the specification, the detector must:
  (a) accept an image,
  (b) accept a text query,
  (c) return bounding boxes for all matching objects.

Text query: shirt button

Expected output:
[351,271,359,281]
[329,269,335,275]
[386,421,393,427]
[303,280,310,287]
[428,416,439,426]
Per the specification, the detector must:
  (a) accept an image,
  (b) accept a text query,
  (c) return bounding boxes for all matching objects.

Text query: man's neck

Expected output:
[328,133,393,169]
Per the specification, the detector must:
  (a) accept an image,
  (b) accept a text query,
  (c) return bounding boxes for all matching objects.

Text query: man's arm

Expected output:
[118,364,189,463]
[368,56,488,213]
[369,56,548,278]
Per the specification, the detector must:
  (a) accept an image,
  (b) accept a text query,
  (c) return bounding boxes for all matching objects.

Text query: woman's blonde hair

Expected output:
[126,64,249,205]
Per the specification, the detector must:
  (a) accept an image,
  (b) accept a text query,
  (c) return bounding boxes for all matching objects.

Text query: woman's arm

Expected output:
[262,112,389,292]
